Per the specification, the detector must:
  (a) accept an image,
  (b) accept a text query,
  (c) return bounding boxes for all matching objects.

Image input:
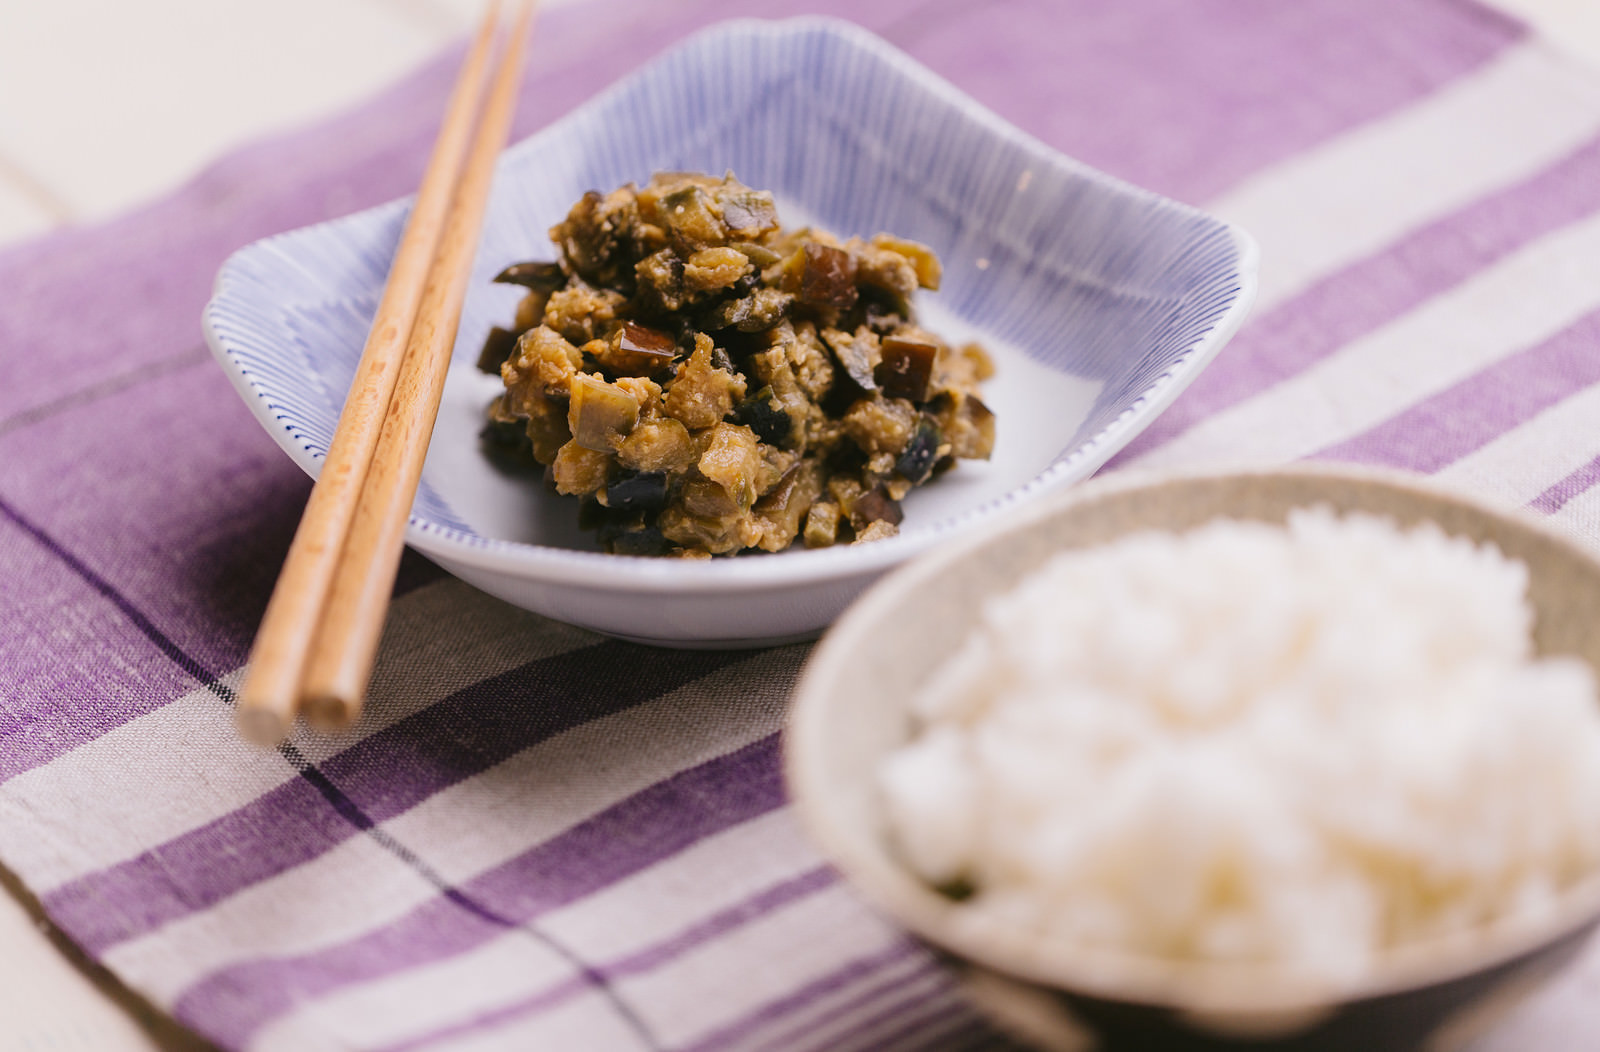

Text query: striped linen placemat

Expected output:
[4,0,1600,1048]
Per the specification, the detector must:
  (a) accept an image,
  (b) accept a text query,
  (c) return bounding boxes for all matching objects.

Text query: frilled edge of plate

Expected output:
[205,16,1258,594]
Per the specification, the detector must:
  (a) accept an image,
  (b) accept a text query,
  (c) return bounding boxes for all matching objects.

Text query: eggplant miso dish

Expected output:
[477,172,995,557]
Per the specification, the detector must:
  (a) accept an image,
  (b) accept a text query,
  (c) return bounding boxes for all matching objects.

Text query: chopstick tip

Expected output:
[303,692,360,733]
[237,707,291,747]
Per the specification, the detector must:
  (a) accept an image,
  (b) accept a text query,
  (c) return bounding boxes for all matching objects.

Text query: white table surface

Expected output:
[2,1,1599,1049]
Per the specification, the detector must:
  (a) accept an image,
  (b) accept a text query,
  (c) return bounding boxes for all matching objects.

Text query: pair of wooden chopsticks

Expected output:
[237,0,537,745]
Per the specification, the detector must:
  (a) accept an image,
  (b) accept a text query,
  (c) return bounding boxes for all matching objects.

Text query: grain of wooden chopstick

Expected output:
[235,0,535,744]
[297,0,538,732]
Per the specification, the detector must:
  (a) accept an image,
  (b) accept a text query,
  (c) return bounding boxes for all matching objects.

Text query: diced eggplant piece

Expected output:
[852,244,918,317]
[699,288,793,333]
[684,247,753,293]
[963,342,997,381]
[751,460,824,551]
[663,336,746,430]
[591,507,634,541]
[732,389,795,448]
[842,395,916,456]
[853,519,900,544]
[598,321,678,377]
[657,498,747,555]
[662,186,728,253]
[634,248,686,314]
[730,241,782,268]
[577,497,606,531]
[870,235,942,289]
[718,190,779,238]
[959,394,996,460]
[931,390,997,461]
[493,260,566,290]
[822,327,879,393]
[524,397,573,464]
[513,290,550,331]
[851,484,904,529]
[728,269,761,299]
[791,242,858,310]
[734,289,795,333]
[778,323,833,401]
[744,349,813,441]
[479,410,527,450]
[607,525,670,556]
[588,504,667,554]
[697,296,740,332]
[551,189,639,284]
[876,334,940,402]
[504,325,583,403]
[822,438,869,482]
[697,423,763,510]
[568,373,640,451]
[617,416,694,475]
[477,325,520,374]
[478,411,538,473]
[752,462,800,515]
[858,290,907,335]
[678,476,743,520]
[543,283,625,345]
[622,321,679,356]
[896,417,944,485]
[606,471,670,513]
[803,500,841,548]
[552,440,613,496]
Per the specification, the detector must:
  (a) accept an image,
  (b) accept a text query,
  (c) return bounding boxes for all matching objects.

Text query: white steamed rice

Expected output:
[879,508,1600,979]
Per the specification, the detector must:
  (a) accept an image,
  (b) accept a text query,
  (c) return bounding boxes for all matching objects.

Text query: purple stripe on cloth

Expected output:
[0,345,212,440]
[900,0,1520,204]
[679,940,930,1052]
[607,866,836,977]
[0,511,210,781]
[1530,454,1600,515]
[44,641,746,954]
[751,957,956,1052]
[1107,131,1600,470]
[172,734,788,1048]
[391,973,587,1052]
[821,998,975,1052]
[1311,311,1600,471]
[378,867,840,1052]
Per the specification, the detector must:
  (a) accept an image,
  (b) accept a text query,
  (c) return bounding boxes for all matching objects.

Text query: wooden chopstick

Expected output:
[297,0,538,731]
[235,0,530,745]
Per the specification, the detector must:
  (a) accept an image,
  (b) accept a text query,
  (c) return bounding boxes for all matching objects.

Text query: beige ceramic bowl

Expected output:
[786,465,1600,1051]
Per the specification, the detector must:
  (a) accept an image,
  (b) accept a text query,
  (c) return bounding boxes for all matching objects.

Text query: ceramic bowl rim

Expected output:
[786,462,1600,1012]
